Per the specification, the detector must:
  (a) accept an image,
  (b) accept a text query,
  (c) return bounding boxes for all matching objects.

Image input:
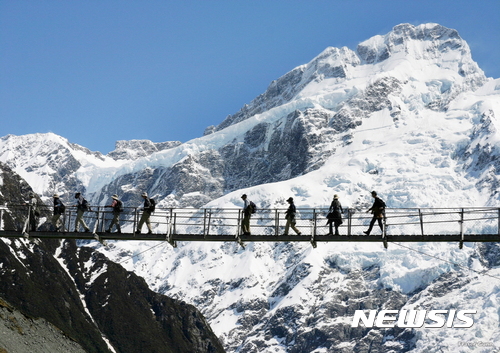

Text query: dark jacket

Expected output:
[53,198,64,215]
[111,199,123,214]
[328,199,343,224]
[76,195,88,212]
[285,203,296,220]
[369,197,386,218]
[143,198,152,212]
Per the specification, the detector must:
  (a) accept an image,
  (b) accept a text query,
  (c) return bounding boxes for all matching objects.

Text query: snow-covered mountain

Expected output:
[1,23,496,209]
[2,23,500,352]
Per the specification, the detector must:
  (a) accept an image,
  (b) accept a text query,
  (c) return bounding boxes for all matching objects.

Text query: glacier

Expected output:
[1,23,500,352]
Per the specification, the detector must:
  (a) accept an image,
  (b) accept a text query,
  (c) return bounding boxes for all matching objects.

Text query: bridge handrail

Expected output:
[2,204,500,240]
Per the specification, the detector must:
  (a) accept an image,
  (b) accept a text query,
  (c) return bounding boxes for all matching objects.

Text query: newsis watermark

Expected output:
[351,309,477,328]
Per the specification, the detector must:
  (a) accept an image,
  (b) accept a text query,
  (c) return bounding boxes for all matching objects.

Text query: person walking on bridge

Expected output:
[106,194,122,233]
[24,192,40,232]
[241,194,252,235]
[74,192,91,233]
[364,191,386,235]
[327,194,343,235]
[283,197,301,236]
[136,192,153,234]
[51,194,65,232]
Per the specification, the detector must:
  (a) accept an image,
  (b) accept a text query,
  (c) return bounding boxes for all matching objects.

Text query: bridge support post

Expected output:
[93,207,100,234]
[382,214,388,249]
[347,209,352,237]
[92,207,108,246]
[207,210,212,237]
[203,209,207,239]
[22,207,30,239]
[133,208,138,236]
[166,209,176,248]
[275,209,279,236]
[498,208,500,236]
[310,209,317,248]
[173,212,177,237]
[22,205,30,238]
[235,209,245,249]
[419,209,424,236]
[459,208,464,249]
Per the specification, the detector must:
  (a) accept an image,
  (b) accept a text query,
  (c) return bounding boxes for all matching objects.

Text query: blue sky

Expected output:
[1,0,499,154]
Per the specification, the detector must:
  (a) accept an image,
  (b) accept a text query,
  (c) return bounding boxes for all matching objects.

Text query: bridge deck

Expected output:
[1,230,499,249]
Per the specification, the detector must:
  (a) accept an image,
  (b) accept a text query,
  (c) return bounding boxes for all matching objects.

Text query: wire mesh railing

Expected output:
[1,205,499,237]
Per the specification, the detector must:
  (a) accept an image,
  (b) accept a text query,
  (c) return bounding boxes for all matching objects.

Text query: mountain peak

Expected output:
[214,23,483,133]
[357,23,468,64]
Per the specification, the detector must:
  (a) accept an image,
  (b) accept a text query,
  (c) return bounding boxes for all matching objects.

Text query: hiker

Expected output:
[241,194,252,235]
[283,197,301,235]
[74,192,91,232]
[105,194,122,233]
[51,194,65,231]
[364,191,386,235]
[24,192,39,232]
[327,194,343,235]
[136,192,153,234]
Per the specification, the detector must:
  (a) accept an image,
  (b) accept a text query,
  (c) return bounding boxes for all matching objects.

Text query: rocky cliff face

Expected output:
[0,298,87,353]
[0,162,225,353]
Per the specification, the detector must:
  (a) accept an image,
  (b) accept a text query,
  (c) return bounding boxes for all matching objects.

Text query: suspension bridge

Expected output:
[1,205,500,249]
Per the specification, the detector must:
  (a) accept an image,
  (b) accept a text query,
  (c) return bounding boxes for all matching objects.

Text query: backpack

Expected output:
[149,198,156,212]
[60,202,66,213]
[81,198,89,211]
[249,201,257,214]
[115,199,124,213]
